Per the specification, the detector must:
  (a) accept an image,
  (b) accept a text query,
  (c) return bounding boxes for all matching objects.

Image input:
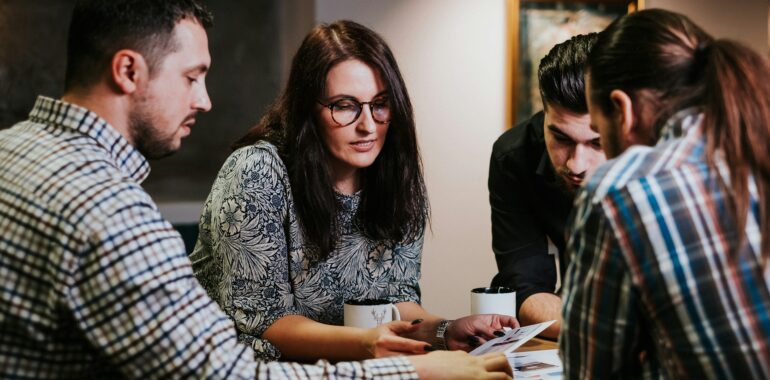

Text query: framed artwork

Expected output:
[505,0,642,127]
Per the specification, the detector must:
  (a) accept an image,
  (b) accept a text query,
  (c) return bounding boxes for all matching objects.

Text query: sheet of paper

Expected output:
[507,349,563,379]
[469,320,555,356]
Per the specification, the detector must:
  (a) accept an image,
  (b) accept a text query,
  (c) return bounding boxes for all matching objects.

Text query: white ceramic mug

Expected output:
[470,286,516,317]
[344,299,401,328]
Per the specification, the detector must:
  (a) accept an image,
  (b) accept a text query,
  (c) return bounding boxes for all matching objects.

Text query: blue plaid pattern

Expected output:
[561,108,770,379]
[0,96,418,379]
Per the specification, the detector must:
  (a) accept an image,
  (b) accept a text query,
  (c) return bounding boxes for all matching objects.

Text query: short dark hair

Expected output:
[64,0,213,91]
[233,20,427,259]
[538,33,598,114]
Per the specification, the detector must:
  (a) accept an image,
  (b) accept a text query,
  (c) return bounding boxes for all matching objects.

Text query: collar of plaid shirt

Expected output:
[28,95,151,183]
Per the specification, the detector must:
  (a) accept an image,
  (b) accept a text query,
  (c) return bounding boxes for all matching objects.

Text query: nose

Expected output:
[193,86,212,113]
[355,104,377,134]
[566,144,589,175]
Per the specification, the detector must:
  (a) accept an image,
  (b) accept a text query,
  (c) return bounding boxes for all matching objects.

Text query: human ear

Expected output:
[609,89,635,143]
[110,49,147,94]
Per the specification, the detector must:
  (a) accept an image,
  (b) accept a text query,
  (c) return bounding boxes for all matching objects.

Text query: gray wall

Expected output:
[647,0,769,56]
[0,0,287,202]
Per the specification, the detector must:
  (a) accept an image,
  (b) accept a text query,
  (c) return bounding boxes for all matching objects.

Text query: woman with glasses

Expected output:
[190,20,518,362]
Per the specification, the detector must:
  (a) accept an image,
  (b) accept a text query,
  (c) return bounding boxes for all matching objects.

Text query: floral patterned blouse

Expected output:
[190,141,423,360]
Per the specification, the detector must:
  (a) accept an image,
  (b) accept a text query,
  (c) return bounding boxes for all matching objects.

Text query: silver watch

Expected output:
[435,319,452,350]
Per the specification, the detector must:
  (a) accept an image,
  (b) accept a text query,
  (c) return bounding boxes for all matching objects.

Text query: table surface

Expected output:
[515,337,558,352]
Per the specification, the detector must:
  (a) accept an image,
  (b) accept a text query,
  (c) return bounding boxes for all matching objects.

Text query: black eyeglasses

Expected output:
[317,97,392,127]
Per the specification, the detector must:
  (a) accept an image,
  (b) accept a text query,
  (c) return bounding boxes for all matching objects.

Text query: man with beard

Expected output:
[488,33,604,339]
[0,1,512,379]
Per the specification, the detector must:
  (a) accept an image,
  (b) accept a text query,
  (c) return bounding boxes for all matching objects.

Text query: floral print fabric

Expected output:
[190,141,423,360]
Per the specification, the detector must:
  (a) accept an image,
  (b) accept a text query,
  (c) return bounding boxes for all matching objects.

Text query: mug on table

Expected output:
[343,299,401,328]
[470,286,516,317]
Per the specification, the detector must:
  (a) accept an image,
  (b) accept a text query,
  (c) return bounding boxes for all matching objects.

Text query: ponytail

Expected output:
[702,40,770,259]
[589,9,770,261]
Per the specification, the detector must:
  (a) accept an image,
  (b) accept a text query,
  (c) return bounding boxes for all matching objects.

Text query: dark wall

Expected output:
[0,0,72,127]
[0,0,284,202]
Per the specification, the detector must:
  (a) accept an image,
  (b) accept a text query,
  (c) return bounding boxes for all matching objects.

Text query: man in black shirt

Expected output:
[488,33,604,338]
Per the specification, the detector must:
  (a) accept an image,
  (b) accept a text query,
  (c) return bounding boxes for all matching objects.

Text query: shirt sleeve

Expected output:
[200,146,304,355]
[559,188,643,379]
[257,357,419,380]
[67,178,419,379]
[488,141,556,311]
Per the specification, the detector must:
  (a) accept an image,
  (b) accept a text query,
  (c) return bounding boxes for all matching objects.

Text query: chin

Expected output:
[351,153,380,167]
[350,160,376,169]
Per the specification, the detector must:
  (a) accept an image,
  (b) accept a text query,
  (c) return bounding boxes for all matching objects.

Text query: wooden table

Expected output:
[516,337,558,352]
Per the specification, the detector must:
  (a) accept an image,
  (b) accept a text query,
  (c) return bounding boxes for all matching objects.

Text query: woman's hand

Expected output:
[362,320,432,358]
[445,314,520,351]
[409,351,512,380]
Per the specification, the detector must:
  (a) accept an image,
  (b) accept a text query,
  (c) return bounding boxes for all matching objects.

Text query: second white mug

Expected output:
[470,286,516,317]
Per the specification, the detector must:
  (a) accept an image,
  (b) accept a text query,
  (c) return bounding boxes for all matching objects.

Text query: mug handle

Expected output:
[390,304,401,321]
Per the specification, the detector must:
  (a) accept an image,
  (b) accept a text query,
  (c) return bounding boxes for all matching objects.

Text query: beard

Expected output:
[554,169,580,197]
[128,100,189,160]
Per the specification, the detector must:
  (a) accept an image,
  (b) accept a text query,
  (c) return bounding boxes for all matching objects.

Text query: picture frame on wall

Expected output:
[505,0,642,127]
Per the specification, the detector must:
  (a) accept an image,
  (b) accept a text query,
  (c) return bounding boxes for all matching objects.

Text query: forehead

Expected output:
[160,18,211,70]
[544,104,595,138]
[324,59,386,98]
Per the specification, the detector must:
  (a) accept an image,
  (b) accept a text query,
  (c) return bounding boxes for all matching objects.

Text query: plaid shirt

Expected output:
[0,96,418,379]
[561,108,770,379]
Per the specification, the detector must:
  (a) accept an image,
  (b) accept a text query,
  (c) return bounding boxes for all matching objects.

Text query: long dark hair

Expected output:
[233,20,427,258]
[588,9,770,258]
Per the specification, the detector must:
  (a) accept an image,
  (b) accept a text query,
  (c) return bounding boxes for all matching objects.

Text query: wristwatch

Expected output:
[435,319,452,350]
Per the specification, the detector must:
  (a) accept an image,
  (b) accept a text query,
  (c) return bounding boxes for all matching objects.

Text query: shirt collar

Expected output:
[28,96,151,183]
[658,107,704,143]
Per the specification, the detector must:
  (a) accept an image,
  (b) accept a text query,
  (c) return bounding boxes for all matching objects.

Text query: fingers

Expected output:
[446,315,514,348]
[384,320,422,335]
[497,315,520,329]
[474,323,504,340]
[467,335,489,348]
[473,315,519,340]
[481,353,513,375]
[451,341,471,351]
[376,334,431,355]
[483,373,513,380]
[412,351,513,379]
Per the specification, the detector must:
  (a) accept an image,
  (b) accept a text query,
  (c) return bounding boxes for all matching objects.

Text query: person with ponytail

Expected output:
[190,20,518,363]
[560,8,770,379]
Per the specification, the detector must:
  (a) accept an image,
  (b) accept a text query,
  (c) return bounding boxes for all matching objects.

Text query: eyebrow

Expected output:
[547,125,572,139]
[325,90,389,102]
[548,124,601,144]
[186,63,209,75]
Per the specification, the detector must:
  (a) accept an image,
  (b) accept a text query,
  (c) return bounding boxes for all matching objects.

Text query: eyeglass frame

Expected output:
[316,96,392,127]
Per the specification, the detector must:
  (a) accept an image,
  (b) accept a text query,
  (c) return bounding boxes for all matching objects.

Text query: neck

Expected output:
[61,85,134,145]
[332,167,360,195]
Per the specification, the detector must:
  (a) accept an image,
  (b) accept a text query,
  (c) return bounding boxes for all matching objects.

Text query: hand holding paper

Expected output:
[469,320,555,356]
